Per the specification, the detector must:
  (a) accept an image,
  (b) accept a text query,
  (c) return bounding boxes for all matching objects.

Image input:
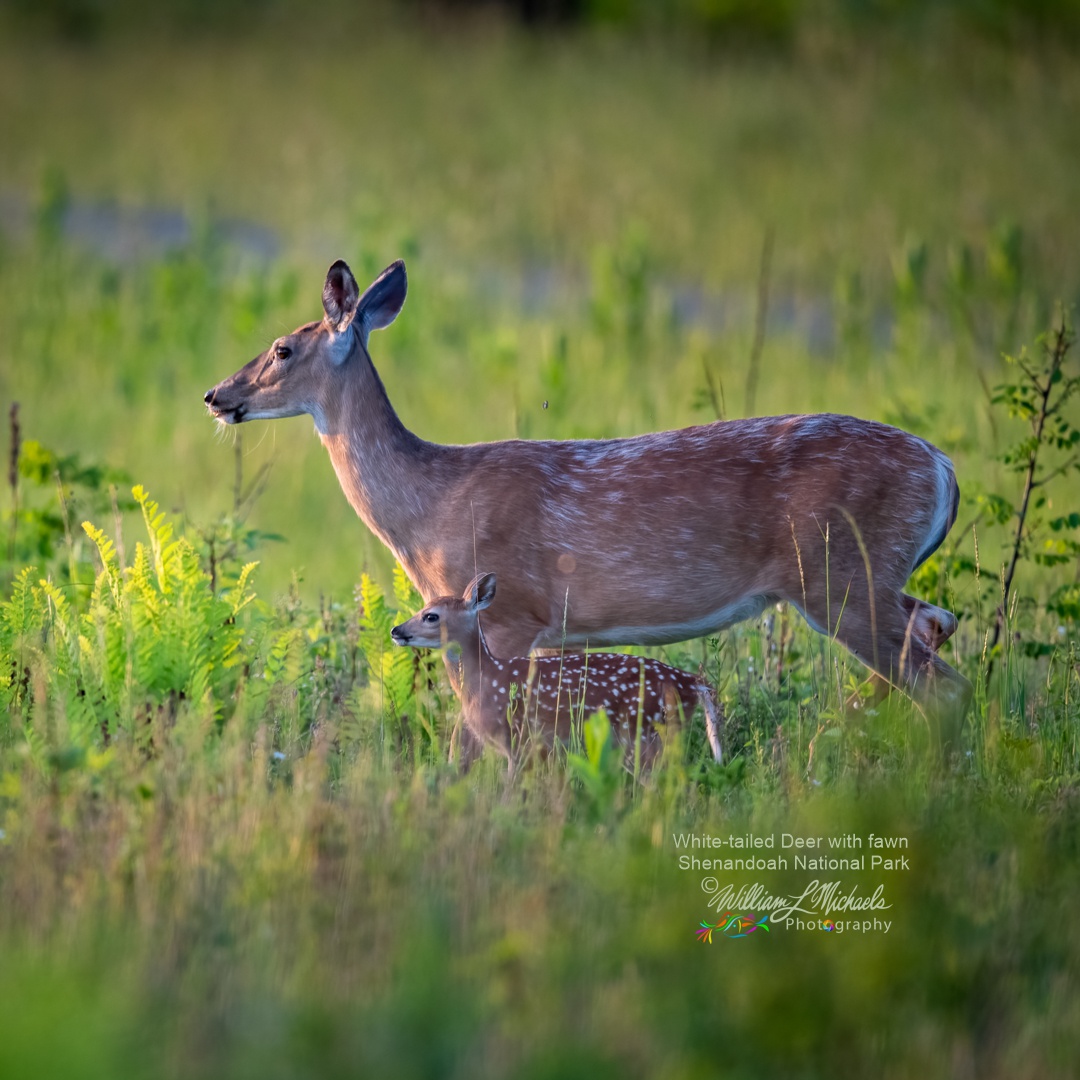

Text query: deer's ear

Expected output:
[465,572,497,611]
[323,260,361,333]
[357,260,407,346]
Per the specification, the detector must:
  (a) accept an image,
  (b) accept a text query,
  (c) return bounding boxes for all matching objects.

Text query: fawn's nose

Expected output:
[203,388,215,403]
[390,625,409,645]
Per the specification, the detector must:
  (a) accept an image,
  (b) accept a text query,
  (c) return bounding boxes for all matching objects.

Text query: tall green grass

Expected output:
[1,513,1079,1075]
[2,386,1078,1075]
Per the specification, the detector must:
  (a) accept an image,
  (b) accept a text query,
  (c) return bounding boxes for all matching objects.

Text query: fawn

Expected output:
[391,572,723,772]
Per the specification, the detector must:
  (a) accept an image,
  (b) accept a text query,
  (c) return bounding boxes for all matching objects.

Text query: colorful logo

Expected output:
[696,912,771,942]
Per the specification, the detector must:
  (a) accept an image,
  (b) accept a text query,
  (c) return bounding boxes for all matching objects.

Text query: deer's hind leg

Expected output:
[800,588,972,741]
[900,594,958,652]
[849,595,960,706]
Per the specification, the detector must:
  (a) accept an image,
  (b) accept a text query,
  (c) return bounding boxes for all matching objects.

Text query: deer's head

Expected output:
[203,259,406,433]
[390,573,497,651]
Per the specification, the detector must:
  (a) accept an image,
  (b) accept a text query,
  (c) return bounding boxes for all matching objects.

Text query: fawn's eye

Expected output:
[422,612,439,624]
[274,344,291,361]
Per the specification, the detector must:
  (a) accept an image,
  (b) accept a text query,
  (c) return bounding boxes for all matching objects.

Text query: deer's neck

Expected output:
[317,347,444,565]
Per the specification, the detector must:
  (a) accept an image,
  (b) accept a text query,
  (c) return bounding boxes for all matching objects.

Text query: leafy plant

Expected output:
[566,710,624,820]
[352,567,453,762]
[183,434,284,593]
[355,570,423,720]
[0,485,258,748]
[3,409,134,590]
[984,314,1079,680]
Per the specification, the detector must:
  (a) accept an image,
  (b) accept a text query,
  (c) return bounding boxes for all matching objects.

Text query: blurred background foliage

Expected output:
[5,0,1080,44]
[2,0,1079,600]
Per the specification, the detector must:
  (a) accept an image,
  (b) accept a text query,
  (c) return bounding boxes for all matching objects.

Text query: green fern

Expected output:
[358,572,417,719]
[132,485,176,593]
[263,627,304,688]
[567,711,624,820]
[1,484,360,763]
[392,563,422,613]
[62,487,256,736]
[81,521,122,606]
[226,561,260,622]
[0,567,43,721]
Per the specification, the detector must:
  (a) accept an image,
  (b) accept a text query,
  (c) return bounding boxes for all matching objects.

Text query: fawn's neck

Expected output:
[442,623,499,711]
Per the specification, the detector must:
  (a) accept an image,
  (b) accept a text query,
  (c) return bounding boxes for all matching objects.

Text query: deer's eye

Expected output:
[274,345,292,361]
[422,612,440,624]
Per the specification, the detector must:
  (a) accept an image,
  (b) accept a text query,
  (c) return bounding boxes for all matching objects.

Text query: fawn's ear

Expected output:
[322,260,361,333]
[356,260,407,347]
[465,572,497,611]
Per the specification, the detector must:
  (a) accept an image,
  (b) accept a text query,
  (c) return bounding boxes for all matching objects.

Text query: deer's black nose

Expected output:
[203,389,215,403]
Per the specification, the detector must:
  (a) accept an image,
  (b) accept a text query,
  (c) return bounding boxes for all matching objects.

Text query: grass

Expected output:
[1,7,1080,1076]
[2,678,1079,1077]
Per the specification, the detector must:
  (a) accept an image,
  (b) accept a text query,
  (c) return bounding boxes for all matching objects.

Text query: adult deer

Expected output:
[205,259,971,723]
[391,572,724,771]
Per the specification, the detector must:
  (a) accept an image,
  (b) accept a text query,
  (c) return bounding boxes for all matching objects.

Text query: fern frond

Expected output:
[264,628,303,688]
[392,562,421,613]
[82,521,124,607]
[226,561,260,616]
[133,485,174,590]
[0,567,42,642]
[358,571,418,717]
[22,722,47,773]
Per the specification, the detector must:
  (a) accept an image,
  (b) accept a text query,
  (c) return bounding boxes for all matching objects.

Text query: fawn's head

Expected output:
[204,259,406,432]
[391,573,497,651]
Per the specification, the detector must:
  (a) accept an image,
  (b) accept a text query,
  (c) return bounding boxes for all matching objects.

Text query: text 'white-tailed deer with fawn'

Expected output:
[205,258,971,723]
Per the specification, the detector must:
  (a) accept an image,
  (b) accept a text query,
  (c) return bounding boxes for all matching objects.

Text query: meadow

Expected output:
[2,4,1080,1076]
